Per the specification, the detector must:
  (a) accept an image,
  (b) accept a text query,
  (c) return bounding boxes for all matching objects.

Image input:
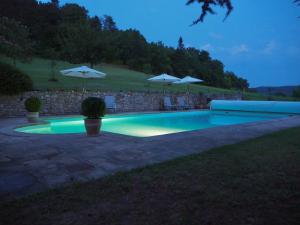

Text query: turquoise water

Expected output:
[15,111,288,137]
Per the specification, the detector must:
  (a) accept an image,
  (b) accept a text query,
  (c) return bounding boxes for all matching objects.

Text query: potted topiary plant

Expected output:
[24,97,42,123]
[81,97,106,136]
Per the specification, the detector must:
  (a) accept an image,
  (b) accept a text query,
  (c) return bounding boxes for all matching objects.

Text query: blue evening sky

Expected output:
[46,0,300,87]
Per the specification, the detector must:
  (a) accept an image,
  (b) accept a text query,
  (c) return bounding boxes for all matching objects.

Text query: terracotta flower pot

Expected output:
[27,112,39,123]
[84,118,102,136]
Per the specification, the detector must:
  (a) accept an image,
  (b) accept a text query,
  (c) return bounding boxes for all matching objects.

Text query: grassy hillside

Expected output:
[1,56,298,101]
[1,57,236,94]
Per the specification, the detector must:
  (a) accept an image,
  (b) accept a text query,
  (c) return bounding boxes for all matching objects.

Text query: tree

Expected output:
[274,92,286,97]
[187,0,300,24]
[0,17,32,65]
[198,50,211,61]
[171,37,189,76]
[293,86,300,98]
[184,47,206,75]
[60,3,88,24]
[51,0,59,8]
[103,15,117,31]
[296,0,300,18]
[178,36,185,50]
[59,22,104,68]
[149,42,172,74]
[207,59,225,87]
[0,0,61,53]
[101,31,122,63]
[90,16,102,31]
[0,62,33,95]
[224,71,248,90]
[171,50,189,76]
[34,0,61,53]
[0,0,39,28]
[116,29,150,71]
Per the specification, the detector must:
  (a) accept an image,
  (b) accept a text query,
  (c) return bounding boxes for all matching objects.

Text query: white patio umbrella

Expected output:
[174,76,204,101]
[174,76,203,84]
[60,66,106,78]
[60,66,106,91]
[148,73,180,83]
[148,73,180,93]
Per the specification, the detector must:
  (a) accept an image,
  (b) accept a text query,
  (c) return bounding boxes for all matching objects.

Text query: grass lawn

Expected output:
[1,56,298,101]
[0,57,234,94]
[1,127,300,225]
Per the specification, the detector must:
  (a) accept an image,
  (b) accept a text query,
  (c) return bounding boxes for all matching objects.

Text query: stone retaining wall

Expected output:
[0,91,242,117]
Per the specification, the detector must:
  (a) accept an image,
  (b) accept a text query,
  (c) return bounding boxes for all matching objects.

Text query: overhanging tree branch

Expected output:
[295,0,300,18]
[188,0,300,24]
[186,0,233,24]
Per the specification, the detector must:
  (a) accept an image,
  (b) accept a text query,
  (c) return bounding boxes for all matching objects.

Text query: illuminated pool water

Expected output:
[15,111,289,137]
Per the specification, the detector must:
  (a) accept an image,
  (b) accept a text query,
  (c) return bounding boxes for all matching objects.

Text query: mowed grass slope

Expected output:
[1,127,300,225]
[1,57,234,94]
[1,56,298,101]
[2,58,232,93]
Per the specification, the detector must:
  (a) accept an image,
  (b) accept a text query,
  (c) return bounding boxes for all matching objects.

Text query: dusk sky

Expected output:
[46,0,300,87]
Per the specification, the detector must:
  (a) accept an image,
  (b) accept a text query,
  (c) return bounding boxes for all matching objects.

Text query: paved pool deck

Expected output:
[1,112,300,200]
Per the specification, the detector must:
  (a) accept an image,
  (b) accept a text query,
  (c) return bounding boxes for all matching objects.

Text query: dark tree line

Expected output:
[0,0,249,90]
[293,86,300,98]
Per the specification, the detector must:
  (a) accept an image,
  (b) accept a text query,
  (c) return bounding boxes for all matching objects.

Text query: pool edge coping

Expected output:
[1,110,300,142]
[0,110,208,140]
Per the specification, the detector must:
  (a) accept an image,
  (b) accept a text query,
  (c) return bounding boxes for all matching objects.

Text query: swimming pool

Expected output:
[15,110,289,137]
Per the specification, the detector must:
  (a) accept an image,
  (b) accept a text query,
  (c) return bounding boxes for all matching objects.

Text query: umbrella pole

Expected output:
[187,84,190,104]
[81,80,84,99]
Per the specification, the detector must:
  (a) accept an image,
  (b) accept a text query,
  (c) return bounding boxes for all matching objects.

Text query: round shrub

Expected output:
[0,62,33,95]
[81,97,106,119]
[25,97,42,112]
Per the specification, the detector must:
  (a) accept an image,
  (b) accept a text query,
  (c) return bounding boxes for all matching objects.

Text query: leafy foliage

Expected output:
[149,42,172,74]
[295,0,300,18]
[60,3,88,24]
[224,71,249,90]
[90,16,103,31]
[0,17,32,64]
[0,62,33,95]
[59,22,104,68]
[187,0,300,23]
[103,15,117,31]
[293,86,300,98]
[81,97,106,119]
[186,0,233,24]
[24,97,42,112]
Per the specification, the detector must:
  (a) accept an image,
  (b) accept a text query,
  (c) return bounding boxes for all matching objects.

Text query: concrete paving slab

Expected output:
[0,172,36,193]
